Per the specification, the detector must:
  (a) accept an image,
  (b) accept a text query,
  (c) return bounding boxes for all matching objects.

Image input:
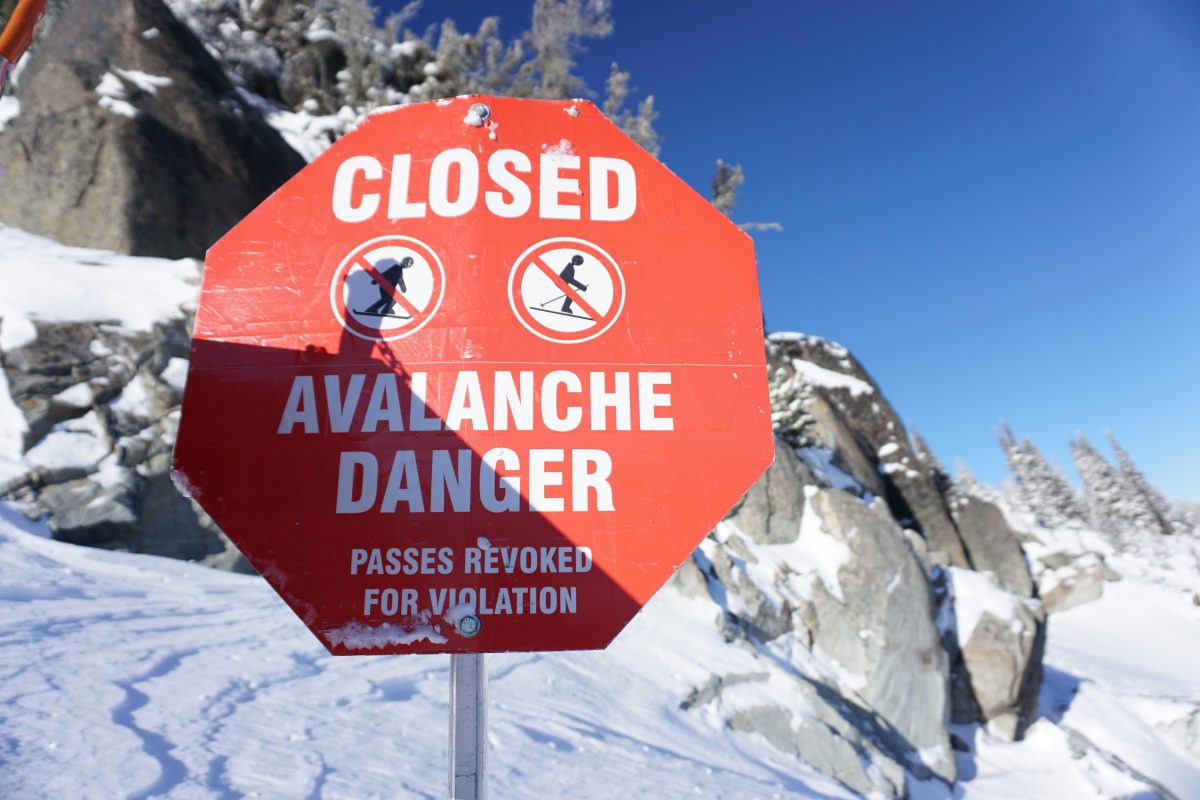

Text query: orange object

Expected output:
[0,0,47,63]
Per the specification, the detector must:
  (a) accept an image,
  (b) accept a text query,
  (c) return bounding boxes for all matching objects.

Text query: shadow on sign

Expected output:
[175,324,642,655]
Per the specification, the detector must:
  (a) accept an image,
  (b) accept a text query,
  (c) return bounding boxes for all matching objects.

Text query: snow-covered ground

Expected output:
[2,502,1198,799]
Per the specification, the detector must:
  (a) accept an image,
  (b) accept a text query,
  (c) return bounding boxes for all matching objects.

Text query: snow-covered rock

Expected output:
[946,567,1045,740]
[767,333,971,568]
[0,227,244,569]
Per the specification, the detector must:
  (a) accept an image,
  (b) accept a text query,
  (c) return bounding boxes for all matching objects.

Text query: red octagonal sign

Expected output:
[173,96,773,654]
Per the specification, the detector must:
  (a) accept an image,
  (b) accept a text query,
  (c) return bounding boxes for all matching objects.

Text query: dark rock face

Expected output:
[0,0,304,258]
[952,495,1035,597]
[724,436,813,545]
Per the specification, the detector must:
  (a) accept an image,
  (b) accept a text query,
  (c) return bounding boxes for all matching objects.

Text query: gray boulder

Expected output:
[1036,552,1105,614]
[727,700,906,798]
[947,566,1045,740]
[799,488,956,782]
[0,0,304,258]
[725,436,814,545]
[952,495,1035,598]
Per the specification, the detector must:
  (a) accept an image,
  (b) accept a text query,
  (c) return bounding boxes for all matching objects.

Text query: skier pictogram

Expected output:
[508,237,625,344]
[329,236,445,341]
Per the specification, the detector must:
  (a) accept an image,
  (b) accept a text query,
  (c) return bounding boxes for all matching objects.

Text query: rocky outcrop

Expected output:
[767,333,971,568]
[692,475,957,793]
[0,232,247,570]
[0,0,304,258]
[669,331,1061,795]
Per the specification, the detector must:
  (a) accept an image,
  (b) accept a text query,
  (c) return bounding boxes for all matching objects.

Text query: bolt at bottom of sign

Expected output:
[457,615,481,637]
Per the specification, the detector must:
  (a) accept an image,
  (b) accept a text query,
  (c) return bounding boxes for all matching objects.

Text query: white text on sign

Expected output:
[275,369,674,515]
[331,148,637,223]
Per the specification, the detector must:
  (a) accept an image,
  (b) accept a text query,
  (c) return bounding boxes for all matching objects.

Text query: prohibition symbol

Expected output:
[508,237,625,344]
[329,235,445,341]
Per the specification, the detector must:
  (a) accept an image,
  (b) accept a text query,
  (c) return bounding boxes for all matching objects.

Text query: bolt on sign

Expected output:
[173,96,774,654]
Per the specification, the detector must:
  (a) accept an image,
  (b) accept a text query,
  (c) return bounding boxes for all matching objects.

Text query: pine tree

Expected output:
[997,422,1085,528]
[603,63,660,156]
[1106,431,1174,536]
[1070,433,1127,541]
[711,159,744,216]
[520,0,613,99]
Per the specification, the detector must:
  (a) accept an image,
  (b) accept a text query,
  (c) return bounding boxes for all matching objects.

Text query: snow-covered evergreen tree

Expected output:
[603,63,660,156]
[998,422,1085,528]
[711,159,744,217]
[1106,431,1175,537]
[521,0,612,98]
[1070,433,1128,541]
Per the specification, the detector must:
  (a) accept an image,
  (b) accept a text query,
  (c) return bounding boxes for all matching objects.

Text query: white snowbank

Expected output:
[0,226,199,351]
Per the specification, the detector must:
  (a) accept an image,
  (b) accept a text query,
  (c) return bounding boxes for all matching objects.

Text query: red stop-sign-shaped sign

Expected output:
[173,96,773,654]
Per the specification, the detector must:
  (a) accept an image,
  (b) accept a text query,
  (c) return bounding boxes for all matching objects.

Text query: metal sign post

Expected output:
[449,653,487,799]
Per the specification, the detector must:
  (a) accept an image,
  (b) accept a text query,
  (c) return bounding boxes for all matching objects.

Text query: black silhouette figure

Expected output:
[559,254,588,314]
[363,257,414,316]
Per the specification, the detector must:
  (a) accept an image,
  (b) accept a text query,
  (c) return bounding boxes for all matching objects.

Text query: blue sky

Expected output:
[386,1,1199,501]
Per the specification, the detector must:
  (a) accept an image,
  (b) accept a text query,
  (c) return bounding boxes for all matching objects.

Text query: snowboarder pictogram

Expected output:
[356,256,414,319]
[330,235,445,342]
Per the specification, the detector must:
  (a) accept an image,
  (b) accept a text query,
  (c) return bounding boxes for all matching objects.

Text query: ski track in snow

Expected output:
[0,510,853,800]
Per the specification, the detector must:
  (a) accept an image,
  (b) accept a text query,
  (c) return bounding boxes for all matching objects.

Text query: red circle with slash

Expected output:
[507,236,625,344]
[329,235,445,341]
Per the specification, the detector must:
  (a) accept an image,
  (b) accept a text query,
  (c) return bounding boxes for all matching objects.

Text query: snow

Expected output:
[142,27,161,40]
[0,226,199,351]
[160,357,189,393]
[541,138,576,158]
[0,513,857,799]
[795,489,850,602]
[24,411,110,475]
[877,442,901,458]
[0,499,1197,798]
[235,88,353,162]
[51,382,93,410]
[0,94,19,132]
[790,358,874,397]
[95,71,139,118]
[463,109,485,127]
[946,567,1019,642]
[0,369,27,491]
[112,68,173,95]
[109,374,154,421]
[325,618,449,650]
[795,446,864,494]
